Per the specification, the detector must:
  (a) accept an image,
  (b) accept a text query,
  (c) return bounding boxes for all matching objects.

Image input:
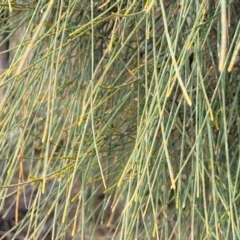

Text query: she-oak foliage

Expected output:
[0,1,240,239]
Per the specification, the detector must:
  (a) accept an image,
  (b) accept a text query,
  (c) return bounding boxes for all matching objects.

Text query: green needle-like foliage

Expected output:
[0,0,240,239]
